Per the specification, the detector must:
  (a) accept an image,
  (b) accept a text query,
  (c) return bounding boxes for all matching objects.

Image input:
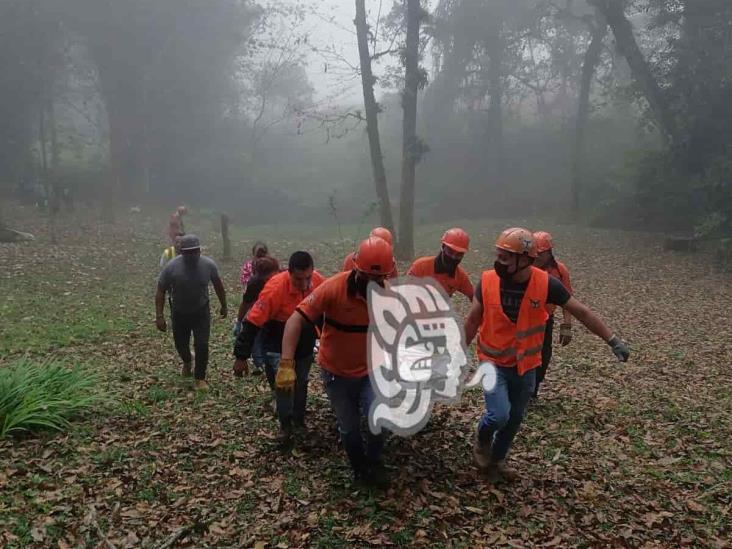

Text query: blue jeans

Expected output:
[478,367,536,461]
[251,332,266,369]
[320,370,384,472]
[264,353,312,429]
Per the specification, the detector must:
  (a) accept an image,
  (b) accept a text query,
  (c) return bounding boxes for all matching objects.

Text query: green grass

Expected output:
[0,357,112,438]
[146,385,172,403]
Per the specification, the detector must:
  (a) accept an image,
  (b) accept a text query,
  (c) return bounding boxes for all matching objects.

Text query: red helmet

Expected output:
[354,237,395,275]
[441,227,470,253]
[495,227,537,258]
[369,226,393,246]
[533,231,553,253]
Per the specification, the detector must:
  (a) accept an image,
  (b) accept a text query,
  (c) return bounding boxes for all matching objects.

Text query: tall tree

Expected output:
[64,0,258,204]
[397,0,425,259]
[484,13,505,187]
[589,0,678,145]
[355,0,395,234]
[571,10,607,217]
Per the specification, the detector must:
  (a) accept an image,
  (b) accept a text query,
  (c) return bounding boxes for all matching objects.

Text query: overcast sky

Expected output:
[290,0,363,106]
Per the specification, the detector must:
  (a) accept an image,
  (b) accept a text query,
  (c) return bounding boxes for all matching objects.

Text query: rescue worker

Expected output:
[234,244,277,375]
[155,235,227,391]
[406,227,473,299]
[342,227,398,278]
[464,228,629,482]
[160,232,184,268]
[240,242,270,289]
[167,206,187,245]
[233,252,325,444]
[233,256,281,376]
[282,237,394,486]
[532,231,573,398]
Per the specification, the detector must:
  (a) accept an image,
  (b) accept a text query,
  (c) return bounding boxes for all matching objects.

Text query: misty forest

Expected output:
[1,0,730,547]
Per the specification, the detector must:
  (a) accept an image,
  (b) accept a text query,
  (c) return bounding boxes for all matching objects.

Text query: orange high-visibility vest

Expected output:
[477,267,549,376]
[544,260,572,315]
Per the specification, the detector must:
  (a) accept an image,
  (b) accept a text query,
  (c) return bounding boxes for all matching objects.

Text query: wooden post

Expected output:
[221,214,231,261]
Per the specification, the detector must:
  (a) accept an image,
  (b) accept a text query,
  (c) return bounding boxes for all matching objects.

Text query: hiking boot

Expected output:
[495,459,518,481]
[193,379,209,392]
[473,433,491,471]
[366,461,390,488]
[276,426,293,447]
[181,362,193,378]
[277,428,292,450]
[353,463,389,489]
[484,459,517,484]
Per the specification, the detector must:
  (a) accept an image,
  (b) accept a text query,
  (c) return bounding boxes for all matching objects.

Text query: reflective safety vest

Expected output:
[544,260,572,315]
[477,267,549,376]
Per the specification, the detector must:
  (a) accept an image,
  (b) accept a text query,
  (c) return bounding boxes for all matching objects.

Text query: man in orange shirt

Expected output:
[341,226,398,278]
[406,228,473,300]
[532,231,574,398]
[464,228,629,482]
[233,251,325,444]
[281,237,394,486]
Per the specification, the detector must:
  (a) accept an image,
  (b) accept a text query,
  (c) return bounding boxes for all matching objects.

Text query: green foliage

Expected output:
[0,357,111,438]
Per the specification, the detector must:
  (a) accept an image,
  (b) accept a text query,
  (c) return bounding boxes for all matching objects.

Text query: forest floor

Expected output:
[0,205,730,548]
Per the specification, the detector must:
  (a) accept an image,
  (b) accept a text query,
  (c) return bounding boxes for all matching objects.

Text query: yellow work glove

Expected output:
[275,358,296,391]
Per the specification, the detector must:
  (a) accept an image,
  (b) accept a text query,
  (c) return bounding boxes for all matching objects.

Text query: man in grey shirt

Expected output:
[155,234,227,391]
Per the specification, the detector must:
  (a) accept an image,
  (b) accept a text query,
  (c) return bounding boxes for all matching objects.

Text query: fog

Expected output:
[1,0,730,258]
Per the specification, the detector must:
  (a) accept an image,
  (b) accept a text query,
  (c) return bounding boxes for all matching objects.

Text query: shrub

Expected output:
[0,358,110,438]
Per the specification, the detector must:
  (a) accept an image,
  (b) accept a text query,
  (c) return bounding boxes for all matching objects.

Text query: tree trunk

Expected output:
[590,0,677,145]
[423,31,476,130]
[397,0,422,260]
[39,103,48,189]
[48,97,61,215]
[354,0,395,234]
[93,48,145,212]
[221,213,231,261]
[571,15,607,218]
[485,18,504,188]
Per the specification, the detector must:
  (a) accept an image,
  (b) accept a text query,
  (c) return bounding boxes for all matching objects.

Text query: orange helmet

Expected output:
[441,227,470,253]
[354,237,395,275]
[533,231,553,253]
[495,227,537,258]
[369,226,393,246]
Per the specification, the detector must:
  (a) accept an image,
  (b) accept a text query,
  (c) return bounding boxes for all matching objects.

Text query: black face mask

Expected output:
[439,252,461,273]
[494,260,513,280]
[355,273,384,299]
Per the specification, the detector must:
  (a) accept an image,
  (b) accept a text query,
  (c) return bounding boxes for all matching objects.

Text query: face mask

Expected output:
[439,252,461,271]
[355,273,384,299]
[494,260,512,280]
[354,274,369,299]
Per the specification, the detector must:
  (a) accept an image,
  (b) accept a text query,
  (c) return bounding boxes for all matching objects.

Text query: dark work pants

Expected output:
[171,307,211,380]
[321,370,384,474]
[534,315,554,396]
[263,352,313,430]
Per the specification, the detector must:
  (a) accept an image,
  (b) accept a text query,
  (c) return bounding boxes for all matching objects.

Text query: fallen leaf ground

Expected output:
[0,205,730,548]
